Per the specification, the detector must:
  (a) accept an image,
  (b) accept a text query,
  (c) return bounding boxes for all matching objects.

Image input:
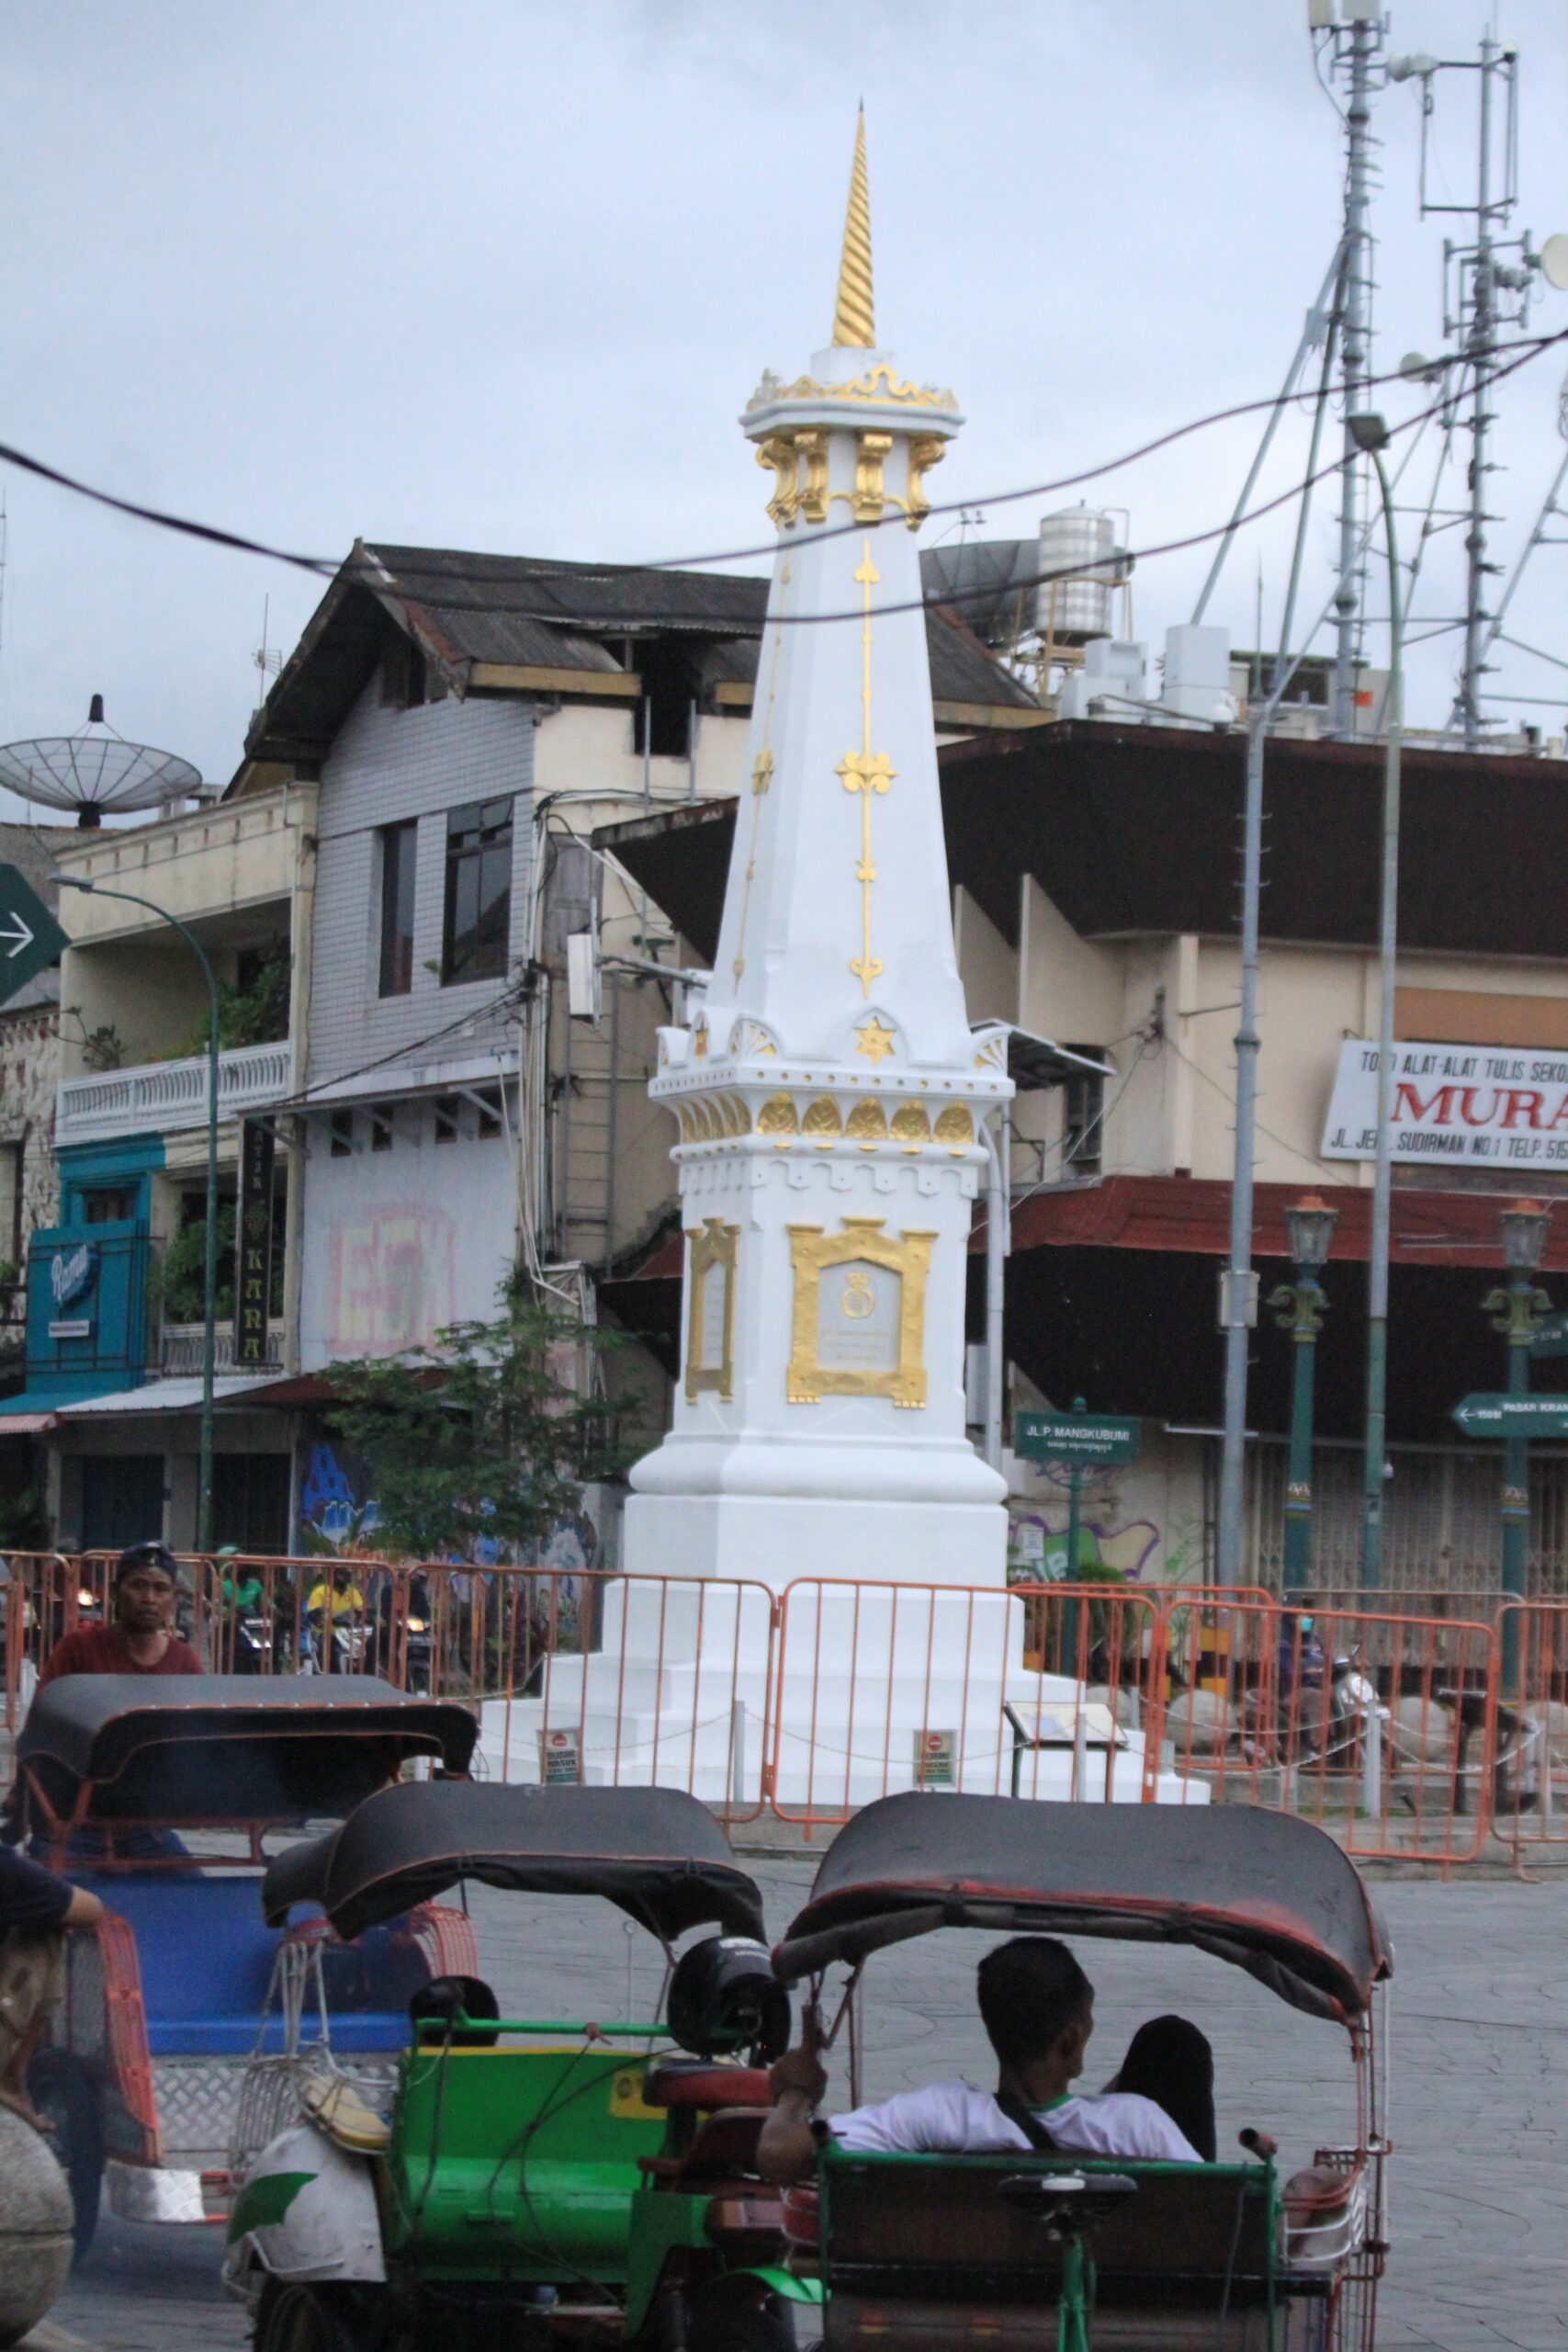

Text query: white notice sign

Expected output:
[1322,1038,1568,1168]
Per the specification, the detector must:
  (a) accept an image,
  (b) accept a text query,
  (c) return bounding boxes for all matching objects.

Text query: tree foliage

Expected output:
[322,1283,635,1563]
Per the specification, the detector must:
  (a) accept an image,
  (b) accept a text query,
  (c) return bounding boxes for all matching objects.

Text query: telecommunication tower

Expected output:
[1311,4,1387,740]
[1392,36,1556,747]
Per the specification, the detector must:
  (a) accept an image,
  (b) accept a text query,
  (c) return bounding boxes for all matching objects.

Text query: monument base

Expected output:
[622,1489,1008,1589]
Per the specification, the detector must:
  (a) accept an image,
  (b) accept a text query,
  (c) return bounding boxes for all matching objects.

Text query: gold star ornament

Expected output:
[854,1016,897,1063]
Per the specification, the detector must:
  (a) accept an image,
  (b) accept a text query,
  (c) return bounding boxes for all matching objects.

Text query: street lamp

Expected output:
[1347,413,1404,1592]
[1484,1198,1552,1633]
[1269,1195,1339,1598]
[58,878,220,1555]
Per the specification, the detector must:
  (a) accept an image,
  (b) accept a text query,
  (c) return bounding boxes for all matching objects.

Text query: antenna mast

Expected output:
[1319,6,1386,740]
[1399,36,1540,747]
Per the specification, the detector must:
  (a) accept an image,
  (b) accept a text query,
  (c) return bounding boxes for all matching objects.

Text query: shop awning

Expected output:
[54,1374,298,1418]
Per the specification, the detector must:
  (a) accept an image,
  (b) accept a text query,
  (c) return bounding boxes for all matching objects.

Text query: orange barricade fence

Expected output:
[1158,1594,1498,1862]
[186,1555,395,1679]
[767,1578,1167,1835]
[1493,1601,1568,1851]
[1,1553,77,1728]
[472,1571,778,1823]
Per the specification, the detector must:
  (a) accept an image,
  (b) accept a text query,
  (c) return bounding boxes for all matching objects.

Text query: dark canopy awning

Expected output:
[260,1780,767,1944]
[773,1794,1391,2022]
[15,1676,477,1827]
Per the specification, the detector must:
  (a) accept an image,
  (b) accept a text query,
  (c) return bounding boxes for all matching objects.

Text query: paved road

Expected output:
[32,1868,1568,2352]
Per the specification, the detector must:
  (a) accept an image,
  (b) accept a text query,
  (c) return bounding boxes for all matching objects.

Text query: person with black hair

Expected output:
[38,1543,200,1683]
[758,1937,1211,2182]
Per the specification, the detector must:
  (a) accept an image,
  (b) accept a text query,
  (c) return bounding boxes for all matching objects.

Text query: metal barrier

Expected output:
[768,1579,1168,1835]
[1493,1601,1568,1852]
[1159,1594,1499,1862]
[2,1552,97,1726]
[3,1550,1540,1860]
[471,1570,778,1823]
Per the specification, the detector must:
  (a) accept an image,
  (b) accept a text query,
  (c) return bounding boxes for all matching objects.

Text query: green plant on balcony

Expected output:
[63,1009,125,1071]
[155,1204,237,1325]
[166,939,291,1059]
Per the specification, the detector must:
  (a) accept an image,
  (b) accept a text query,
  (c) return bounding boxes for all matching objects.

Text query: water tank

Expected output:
[1036,506,1122,643]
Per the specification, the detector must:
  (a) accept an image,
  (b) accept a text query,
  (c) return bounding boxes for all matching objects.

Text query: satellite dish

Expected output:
[1399,350,1447,388]
[1540,233,1568,291]
[0,698,201,830]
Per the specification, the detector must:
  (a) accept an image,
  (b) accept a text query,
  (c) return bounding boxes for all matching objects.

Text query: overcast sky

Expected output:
[3,1,1567,824]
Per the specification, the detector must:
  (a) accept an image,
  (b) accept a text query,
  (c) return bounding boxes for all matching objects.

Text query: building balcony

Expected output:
[154,1320,285,1377]
[56,1040,292,1147]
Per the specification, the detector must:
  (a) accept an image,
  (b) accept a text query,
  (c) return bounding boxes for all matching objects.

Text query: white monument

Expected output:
[489,124,1197,1810]
[624,113,1012,1592]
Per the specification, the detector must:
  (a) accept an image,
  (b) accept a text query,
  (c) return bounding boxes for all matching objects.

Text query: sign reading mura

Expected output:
[1323,1039,1568,1168]
[48,1239,98,1340]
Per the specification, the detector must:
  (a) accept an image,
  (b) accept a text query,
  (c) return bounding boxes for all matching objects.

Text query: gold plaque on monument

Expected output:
[785,1216,934,1408]
[684,1218,738,1400]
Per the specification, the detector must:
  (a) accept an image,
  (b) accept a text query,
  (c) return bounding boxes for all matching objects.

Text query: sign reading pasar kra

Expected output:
[1322,1038,1568,1168]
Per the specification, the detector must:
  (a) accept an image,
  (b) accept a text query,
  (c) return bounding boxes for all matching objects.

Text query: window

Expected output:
[370,1104,394,1152]
[474,1086,502,1140]
[632,639,702,758]
[433,1095,460,1144]
[379,820,418,997]
[1062,1050,1106,1177]
[82,1187,136,1224]
[379,631,426,710]
[330,1112,355,1158]
[442,797,513,985]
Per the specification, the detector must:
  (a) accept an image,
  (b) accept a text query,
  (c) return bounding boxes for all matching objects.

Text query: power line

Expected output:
[2,325,1563,619]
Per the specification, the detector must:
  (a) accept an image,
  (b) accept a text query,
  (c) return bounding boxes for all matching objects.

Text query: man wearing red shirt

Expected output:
[39,1542,202,1683]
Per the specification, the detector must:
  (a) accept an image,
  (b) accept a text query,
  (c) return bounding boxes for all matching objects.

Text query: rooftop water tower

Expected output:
[1036,504,1130,645]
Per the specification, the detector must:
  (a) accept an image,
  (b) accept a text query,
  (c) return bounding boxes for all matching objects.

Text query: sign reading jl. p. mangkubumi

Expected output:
[1323,1038,1568,1168]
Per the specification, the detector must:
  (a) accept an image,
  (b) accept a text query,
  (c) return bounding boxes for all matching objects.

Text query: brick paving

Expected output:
[28,1867,1568,2351]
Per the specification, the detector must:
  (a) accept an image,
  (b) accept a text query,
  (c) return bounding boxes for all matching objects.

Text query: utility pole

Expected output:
[1330,9,1382,741]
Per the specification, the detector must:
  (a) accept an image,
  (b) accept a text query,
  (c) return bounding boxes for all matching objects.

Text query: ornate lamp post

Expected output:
[1484,1199,1552,1639]
[1269,1195,1339,1598]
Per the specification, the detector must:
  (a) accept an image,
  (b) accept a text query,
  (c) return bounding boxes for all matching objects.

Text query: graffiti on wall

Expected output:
[1008,1506,1160,1584]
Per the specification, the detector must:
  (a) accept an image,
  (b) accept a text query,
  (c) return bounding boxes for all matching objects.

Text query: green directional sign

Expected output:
[1014,1408,1143,1466]
[1530,1310,1568,1361]
[1451,1392,1568,1441]
[0,864,67,1008]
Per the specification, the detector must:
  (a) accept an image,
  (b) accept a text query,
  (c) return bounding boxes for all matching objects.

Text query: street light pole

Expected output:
[1485,1199,1551,1685]
[58,879,220,1554]
[1269,1195,1339,1598]
[1348,415,1404,1591]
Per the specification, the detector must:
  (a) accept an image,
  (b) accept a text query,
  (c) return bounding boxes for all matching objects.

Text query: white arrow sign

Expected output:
[0,910,35,960]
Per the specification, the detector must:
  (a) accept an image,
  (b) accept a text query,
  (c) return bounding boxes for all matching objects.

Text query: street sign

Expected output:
[1014,1408,1143,1466]
[1530,1310,1568,1360]
[0,864,67,1008]
[1451,1393,1568,1440]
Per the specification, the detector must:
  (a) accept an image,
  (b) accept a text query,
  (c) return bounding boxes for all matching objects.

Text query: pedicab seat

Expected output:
[642,2057,774,2108]
[818,2153,1292,2352]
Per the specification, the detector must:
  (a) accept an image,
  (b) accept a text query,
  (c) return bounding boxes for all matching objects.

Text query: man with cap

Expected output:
[38,1541,201,1683]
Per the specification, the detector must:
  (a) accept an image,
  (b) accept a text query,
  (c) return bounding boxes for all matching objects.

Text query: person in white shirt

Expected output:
[757,1936,1211,2182]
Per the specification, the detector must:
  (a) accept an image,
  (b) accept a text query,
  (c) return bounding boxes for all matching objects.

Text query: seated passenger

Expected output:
[758,1937,1210,2182]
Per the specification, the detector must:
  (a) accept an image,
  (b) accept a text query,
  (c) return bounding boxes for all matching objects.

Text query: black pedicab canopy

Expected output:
[14,1675,478,1830]
[261,1780,767,1944]
[773,1793,1392,2022]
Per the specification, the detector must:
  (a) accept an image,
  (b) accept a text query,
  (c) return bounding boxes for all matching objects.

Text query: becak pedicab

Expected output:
[768,1792,1391,2352]
[6,1673,478,2255]
[224,1781,807,2352]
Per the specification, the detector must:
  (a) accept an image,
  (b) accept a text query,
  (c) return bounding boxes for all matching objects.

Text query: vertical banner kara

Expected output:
[235,1118,276,1366]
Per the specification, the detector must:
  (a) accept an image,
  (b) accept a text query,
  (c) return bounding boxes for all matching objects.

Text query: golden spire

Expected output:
[831,107,875,347]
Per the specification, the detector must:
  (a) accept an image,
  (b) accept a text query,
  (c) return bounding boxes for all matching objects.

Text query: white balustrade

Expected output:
[56,1040,291,1143]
